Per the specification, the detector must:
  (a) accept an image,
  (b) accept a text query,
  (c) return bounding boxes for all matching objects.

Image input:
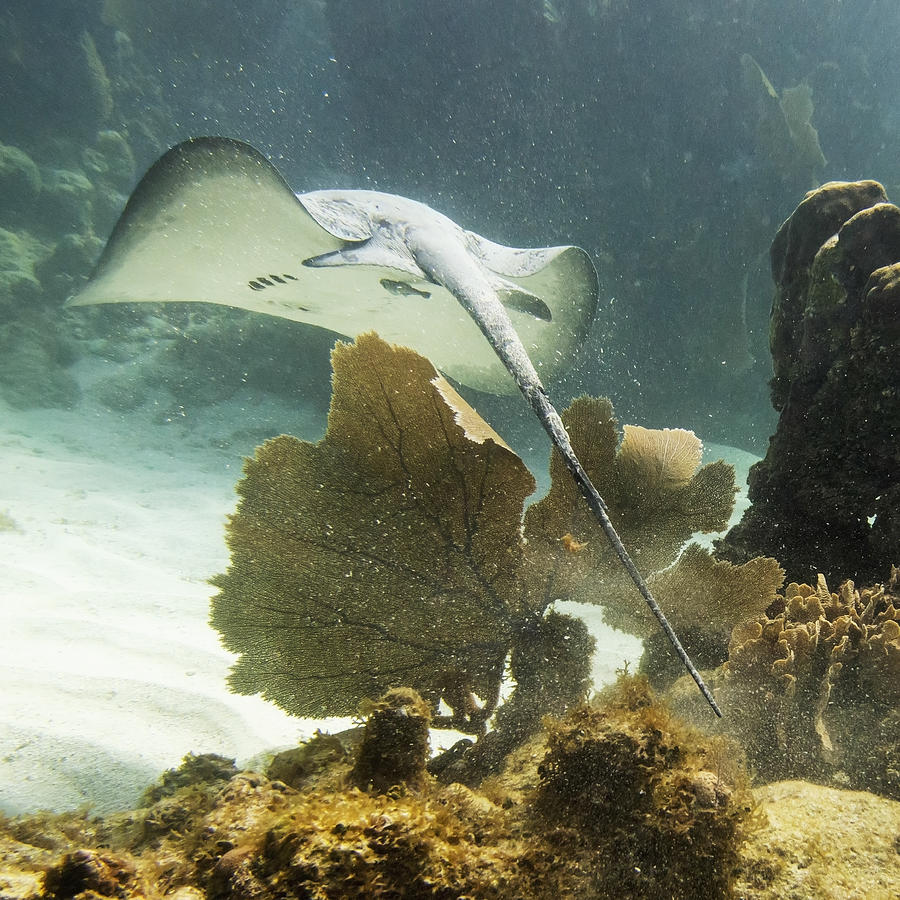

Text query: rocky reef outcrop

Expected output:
[0,3,171,411]
[718,180,900,584]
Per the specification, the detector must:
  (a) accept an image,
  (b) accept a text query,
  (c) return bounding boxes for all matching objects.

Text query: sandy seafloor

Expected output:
[0,355,759,817]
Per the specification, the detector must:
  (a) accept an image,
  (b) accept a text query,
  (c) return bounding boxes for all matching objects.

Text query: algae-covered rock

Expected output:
[141,753,237,806]
[0,227,45,310]
[266,732,356,791]
[0,322,80,409]
[38,169,95,234]
[43,848,136,900]
[90,366,151,412]
[34,231,105,304]
[79,30,114,127]
[115,309,336,418]
[535,676,756,900]
[2,686,898,899]
[350,688,432,793]
[204,777,523,900]
[95,130,137,188]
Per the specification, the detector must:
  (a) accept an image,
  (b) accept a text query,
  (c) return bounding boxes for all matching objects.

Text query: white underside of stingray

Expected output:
[68,137,598,394]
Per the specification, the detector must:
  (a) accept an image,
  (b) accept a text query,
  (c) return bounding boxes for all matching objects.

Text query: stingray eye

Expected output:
[561,532,588,553]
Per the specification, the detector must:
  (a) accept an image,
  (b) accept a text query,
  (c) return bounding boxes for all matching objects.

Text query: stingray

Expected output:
[68,137,720,716]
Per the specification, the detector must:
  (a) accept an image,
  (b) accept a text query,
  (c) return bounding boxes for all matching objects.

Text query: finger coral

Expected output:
[676,570,900,798]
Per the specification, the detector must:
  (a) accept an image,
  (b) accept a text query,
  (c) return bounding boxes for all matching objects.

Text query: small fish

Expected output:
[561,532,589,553]
[380,278,431,299]
[542,0,561,23]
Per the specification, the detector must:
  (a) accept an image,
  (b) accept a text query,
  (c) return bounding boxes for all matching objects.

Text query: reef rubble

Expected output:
[1,678,898,900]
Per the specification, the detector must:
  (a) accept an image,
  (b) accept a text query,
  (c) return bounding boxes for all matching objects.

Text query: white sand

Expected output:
[0,362,340,815]
[0,358,757,815]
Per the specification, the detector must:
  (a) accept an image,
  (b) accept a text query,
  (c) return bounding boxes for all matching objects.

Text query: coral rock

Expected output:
[351,688,432,793]
[0,143,41,221]
[4,695,900,899]
[535,676,755,900]
[43,848,135,899]
[718,180,900,583]
[735,780,900,900]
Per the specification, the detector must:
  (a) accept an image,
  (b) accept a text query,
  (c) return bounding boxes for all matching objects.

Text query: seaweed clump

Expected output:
[6,684,900,898]
[141,752,237,806]
[351,687,432,793]
[534,676,756,900]
[42,849,134,900]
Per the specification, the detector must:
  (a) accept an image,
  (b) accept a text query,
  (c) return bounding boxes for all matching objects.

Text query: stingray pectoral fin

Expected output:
[64,136,505,390]
[63,138,504,391]
[65,137,365,328]
[466,229,599,344]
[497,245,599,382]
[66,137,597,394]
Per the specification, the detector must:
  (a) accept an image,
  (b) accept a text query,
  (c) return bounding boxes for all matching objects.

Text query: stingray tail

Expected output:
[524,384,723,717]
[452,278,723,717]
